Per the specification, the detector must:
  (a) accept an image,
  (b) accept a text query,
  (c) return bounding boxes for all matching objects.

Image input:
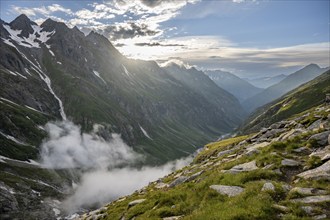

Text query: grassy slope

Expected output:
[85,105,330,220]
[241,70,330,134]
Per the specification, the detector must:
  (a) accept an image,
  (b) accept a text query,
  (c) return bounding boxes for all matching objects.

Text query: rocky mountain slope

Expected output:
[243,64,328,112]
[241,70,330,134]
[79,103,330,220]
[205,70,262,102]
[0,14,245,164]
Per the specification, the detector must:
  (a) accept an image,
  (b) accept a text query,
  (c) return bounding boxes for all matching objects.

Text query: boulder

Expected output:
[313,214,328,220]
[128,199,146,207]
[279,129,306,141]
[291,195,330,204]
[281,159,301,167]
[307,119,323,131]
[169,176,188,188]
[209,185,244,197]
[301,206,314,215]
[261,182,275,192]
[223,160,258,173]
[297,160,330,180]
[290,187,328,196]
[309,145,330,161]
[309,130,330,146]
[272,204,289,213]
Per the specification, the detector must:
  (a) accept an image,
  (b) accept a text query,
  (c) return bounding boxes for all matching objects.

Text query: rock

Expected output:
[128,199,146,207]
[244,142,269,156]
[261,182,275,192]
[309,130,330,146]
[224,160,258,173]
[260,129,285,140]
[155,182,169,189]
[313,214,327,220]
[272,204,289,213]
[307,119,323,131]
[169,176,188,188]
[281,159,301,167]
[282,184,291,192]
[309,145,330,161]
[301,206,314,215]
[209,185,244,197]
[297,160,330,180]
[290,187,328,196]
[186,171,204,182]
[293,146,310,153]
[163,216,183,220]
[217,149,234,157]
[279,129,305,141]
[291,195,330,204]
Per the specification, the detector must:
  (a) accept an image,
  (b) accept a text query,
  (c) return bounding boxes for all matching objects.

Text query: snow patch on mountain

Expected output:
[93,70,106,84]
[1,24,55,49]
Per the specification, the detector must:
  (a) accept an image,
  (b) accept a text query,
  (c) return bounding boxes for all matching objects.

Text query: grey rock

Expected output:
[209,185,244,197]
[293,146,310,153]
[297,160,330,180]
[281,159,301,167]
[224,160,258,173]
[313,214,328,220]
[279,129,306,141]
[155,182,169,189]
[169,176,188,188]
[290,187,328,196]
[260,129,285,140]
[291,195,330,204]
[217,149,234,157]
[309,145,330,161]
[186,171,204,182]
[272,204,289,213]
[163,216,183,220]
[128,199,146,207]
[301,206,314,215]
[307,119,323,131]
[261,182,275,192]
[309,130,330,146]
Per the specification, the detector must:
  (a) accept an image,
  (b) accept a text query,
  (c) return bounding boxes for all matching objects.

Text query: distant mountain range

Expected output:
[205,70,262,102]
[242,64,329,112]
[240,68,330,133]
[243,74,286,89]
[0,14,245,165]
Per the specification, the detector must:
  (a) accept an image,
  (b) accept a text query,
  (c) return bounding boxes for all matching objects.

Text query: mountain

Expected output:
[240,69,330,133]
[205,70,262,102]
[243,64,328,112]
[0,14,248,219]
[0,15,245,164]
[80,104,330,220]
[244,74,286,89]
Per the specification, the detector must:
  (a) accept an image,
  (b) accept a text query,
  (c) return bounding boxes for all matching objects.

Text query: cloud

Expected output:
[12,4,73,17]
[40,121,143,169]
[39,120,193,213]
[62,156,192,213]
[135,42,184,47]
[99,22,161,41]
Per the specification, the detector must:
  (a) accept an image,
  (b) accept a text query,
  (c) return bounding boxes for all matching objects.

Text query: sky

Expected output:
[1,0,329,77]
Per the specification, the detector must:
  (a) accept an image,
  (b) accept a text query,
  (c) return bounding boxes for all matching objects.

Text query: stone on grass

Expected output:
[297,160,330,180]
[290,187,328,196]
[261,182,275,192]
[209,185,244,197]
[128,199,146,207]
[309,131,330,146]
[169,176,188,188]
[225,160,258,173]
[310,145,330,161]
[281,159,301,167]
[163,216,183,220]
[272,204,289,213]
[291,195,330,204]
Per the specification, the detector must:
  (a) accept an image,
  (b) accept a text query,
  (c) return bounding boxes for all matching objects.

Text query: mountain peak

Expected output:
[40,18,69,32]
[9,14,37,38]
[305,63,320,69]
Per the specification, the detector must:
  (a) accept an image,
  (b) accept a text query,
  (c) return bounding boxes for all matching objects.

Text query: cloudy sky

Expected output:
[1,0,329,77]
